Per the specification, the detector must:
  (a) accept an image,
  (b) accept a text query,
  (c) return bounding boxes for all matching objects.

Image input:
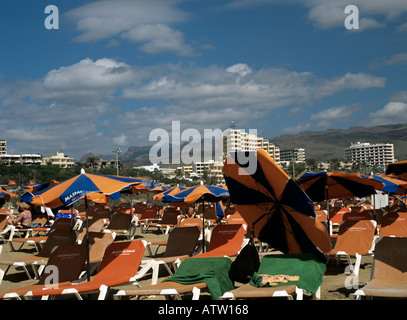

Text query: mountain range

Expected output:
[80,123,407,165]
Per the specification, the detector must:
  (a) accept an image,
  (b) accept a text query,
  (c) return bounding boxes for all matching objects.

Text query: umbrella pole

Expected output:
[70,205,74,245]
[202,199,205,253]
[84,197,91,282]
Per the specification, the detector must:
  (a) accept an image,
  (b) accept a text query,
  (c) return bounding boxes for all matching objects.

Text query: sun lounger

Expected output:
[378,211,407,237]
[0,244,87,300]
[27,240,147,300]
[8,217,74,252]
[33,231,115,278]
[114,257,234,300]
[142,208,180,234]
[190,224,247,259]
[326,219,377,277]
[219,253,327,300]
[352,237,407,300]
[147,217,204,256]
[142,226,201,285]
[104,212,137,240]
[0,228,77,280]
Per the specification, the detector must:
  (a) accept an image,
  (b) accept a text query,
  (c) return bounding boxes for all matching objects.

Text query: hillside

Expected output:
[270,123,407,161]
[80,123,407,165]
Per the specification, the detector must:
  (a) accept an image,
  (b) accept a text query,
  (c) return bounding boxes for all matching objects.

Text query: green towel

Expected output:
[162,257,234,300]
[249,253,326,294]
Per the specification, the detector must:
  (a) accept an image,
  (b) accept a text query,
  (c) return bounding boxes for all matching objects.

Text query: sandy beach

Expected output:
[0,222,373,301]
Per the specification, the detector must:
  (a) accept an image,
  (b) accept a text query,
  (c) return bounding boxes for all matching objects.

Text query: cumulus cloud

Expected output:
[370,52,407,69]
[123,65,385,110]
[366,101,407,126]
[310,105,356,127]
[65,0,197,56]
[0,59,388,158]
[226,0,407,31]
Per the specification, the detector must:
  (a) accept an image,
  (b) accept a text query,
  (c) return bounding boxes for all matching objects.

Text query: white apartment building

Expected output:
[344,142,395,168]
[222,128,280,165]
[42,152,75,168]
[192,160,225,184]
[0,153,42,165]
[280,148,306,163]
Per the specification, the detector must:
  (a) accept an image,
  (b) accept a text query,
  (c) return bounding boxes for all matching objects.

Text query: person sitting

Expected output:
[184,205,197,218]
[7,202,32,229]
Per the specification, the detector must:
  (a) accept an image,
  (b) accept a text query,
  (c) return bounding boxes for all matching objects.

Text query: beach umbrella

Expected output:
[160,184,229,205]
[161,184,230,252]
[0,186,18,200]
[23,170,151,280]
[23,180,59,194]
[152,185,187,202]
[295,171,384,235]
[295,171,384,203]
[370,174,407,195]
[385,160,407,180]
[223,150,331,260]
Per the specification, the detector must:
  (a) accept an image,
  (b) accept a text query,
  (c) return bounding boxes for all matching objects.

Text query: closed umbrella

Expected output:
[223,150,331,261]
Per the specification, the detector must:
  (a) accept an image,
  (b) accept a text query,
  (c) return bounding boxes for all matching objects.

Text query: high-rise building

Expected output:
[280,148,305,162]
[222,128,280,165]
[344,142,395,168]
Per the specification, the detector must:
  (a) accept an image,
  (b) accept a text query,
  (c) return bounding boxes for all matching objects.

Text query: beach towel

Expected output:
[249,253,326,294]
[162,257,234,300]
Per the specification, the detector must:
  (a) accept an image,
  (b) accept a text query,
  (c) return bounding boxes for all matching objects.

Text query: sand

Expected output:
[0,224,373,301]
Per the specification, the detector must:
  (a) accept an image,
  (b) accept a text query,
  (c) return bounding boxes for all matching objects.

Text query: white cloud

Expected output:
[0,59,388,159]
[65,0,197,56]
[366,101,407,126]
[226,0,407,31]
[123,65,385,110]
[310,105,356,127]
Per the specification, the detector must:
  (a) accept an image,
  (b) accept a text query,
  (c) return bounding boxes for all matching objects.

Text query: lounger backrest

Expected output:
[140,207,158,220]
[38,244,87,285]
[160,210,180,224]
[38,229,77,257]
[94,240,145,283]
[106,213,132,230]
[179,217,203,231]
[226,212,247,226]
[333,220,376,255]
[162,226,200,258]
[133,203,147,214]
[343,211,372,221]
[50,217,74,231]
[205,224,245,254]
[90,207,111,220]
[379,211,407,237]
[371,237,407,282]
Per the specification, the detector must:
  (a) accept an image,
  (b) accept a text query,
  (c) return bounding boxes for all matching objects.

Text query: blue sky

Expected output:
[1,0,407,161]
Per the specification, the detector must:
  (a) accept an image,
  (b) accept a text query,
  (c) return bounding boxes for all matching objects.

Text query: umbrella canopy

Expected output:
[0,186,18,199]
[160,184,229,205]
[295,171,384,203]
[152,185,187,202]
[370,174,407,194]
[161,184,229,253]
[26,171,148,208]
[23,180,59,194]
[223,150,331,260]
[385,160,407,180]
